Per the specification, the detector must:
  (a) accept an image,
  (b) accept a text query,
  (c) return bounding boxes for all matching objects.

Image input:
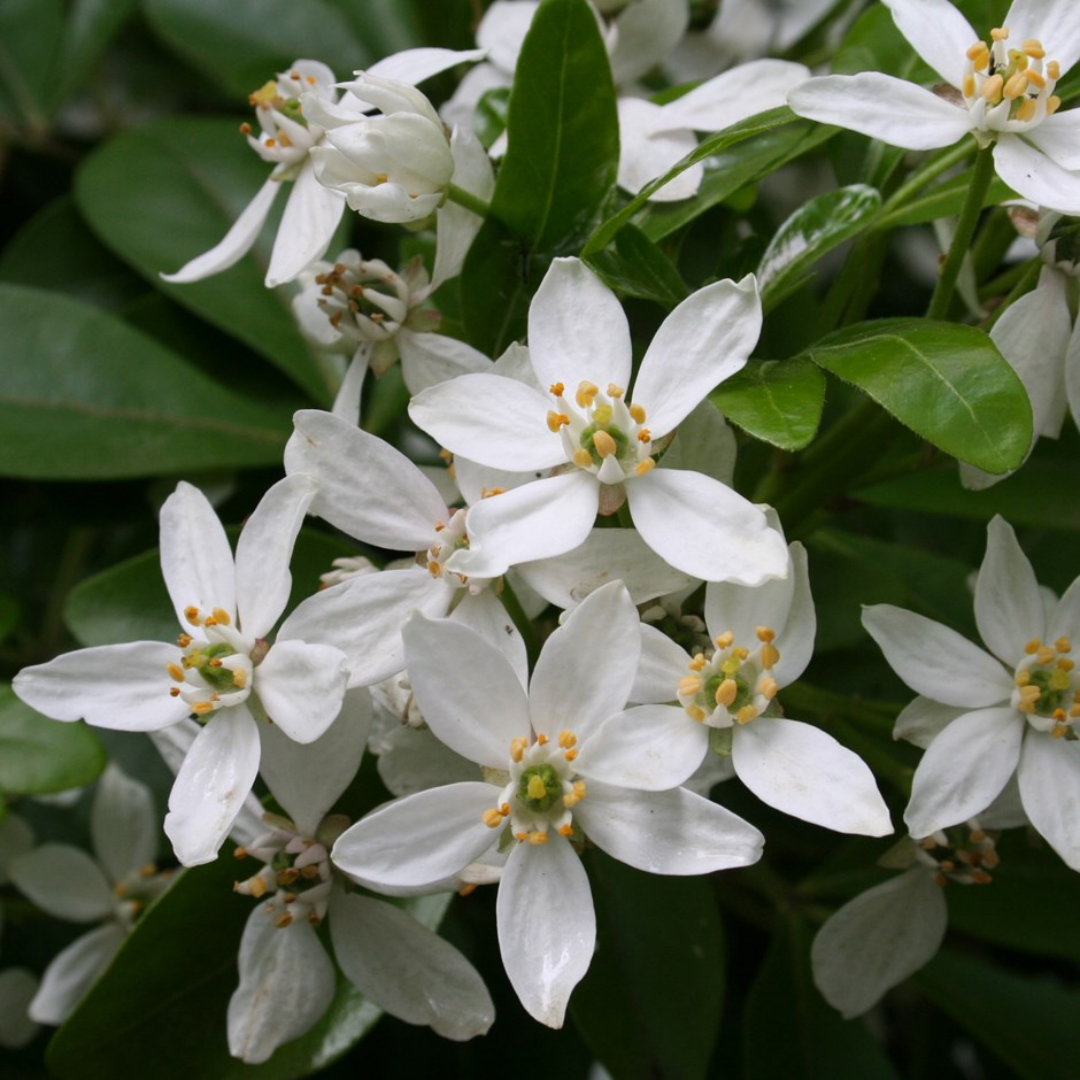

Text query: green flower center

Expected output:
[184,641,239,692]
[517,764,563,813]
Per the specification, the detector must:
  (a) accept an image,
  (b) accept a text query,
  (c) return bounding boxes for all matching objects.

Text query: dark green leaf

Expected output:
[0,285,289,479]
[584,223,687,307]
[491,0,619,251]
[75,117,335,403]
[878,170,1015,229]
[758,185,882,312]
[571,850,724,1080]
[711,358,826,451]
[0,0,62,128]
[804,319,1032,473]
[49,0,139,112]
[475,87,511,151]
[0,684,106,796]
[460,216,533,358]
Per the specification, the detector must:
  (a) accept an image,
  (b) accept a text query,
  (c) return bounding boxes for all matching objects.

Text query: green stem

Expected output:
[446,183,491,218]
[874,140,974,230]
[926,144,997,320]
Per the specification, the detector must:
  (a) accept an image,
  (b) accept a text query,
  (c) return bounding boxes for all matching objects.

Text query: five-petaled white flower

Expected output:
[330,582,764,1028]
[409,257,788,584]
[13,478,350,867]
[863,515,1080,870]
[788,0,1080,213]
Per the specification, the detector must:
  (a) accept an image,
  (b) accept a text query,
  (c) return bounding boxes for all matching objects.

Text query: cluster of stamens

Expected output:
[481,731,586,846]
[677,626,781,729]
[166,605,254,718]
[311,255,413,347]
[112,862,173,929]
[234,823,334,928]
[961,27,1061,131]
[241,69,325,174]
[548,380,655,490]
[914,823,999,887]
[424,508,471,583]
[1012,636,1080,739]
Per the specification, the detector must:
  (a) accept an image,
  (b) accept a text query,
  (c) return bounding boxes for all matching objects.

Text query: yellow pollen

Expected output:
[1003,71,1028,99]
[549,382,565,397]
[203,615,218,627]
[969,828,986,843]
[1072,705,1080,718]
[1026,68,1046,88]
[209,657,223,667]
[177,633,192,648]
[510,736,528,762]
[963,73,976,97]
[689,653,707,672]
[527,775,548,800]
[537,733,549,745]
[637,429,652,444]
[606,383,625,398]
[185,606,202,626]
[277,131,293,148]
[167,663,185,682]
[514,831,528,842]
[547,410,570,432]
[686,705,707,723]
[481,487,505,498]
[564,748,578,761]
[1025,639,1042,654]
[169,687,180,697]
[736,705,758,725]
[192,701,214,716]
[716,631,734,649]
[761,643,780,670]
[734,647,749,661]
[459,883,477,897]
[1048,61,1061,80]
[563,780,587,808]
[982,73,1004,101]
[592,430,617,458]
[527,831,548,846]
[1037,647,1056,665]
[373,172,388,184]
[212,608,231,625]
[1056,636,1072,653]
[232,669,248,689]
[715,679,738,707]
[573,448,594,469]
[1050,668,1071,691]
[990,26,1009,41]
[1023,39,1045,59]
[1048,95,1062,114]
[274,912,293,929]
[761,677,779,700]
[1018,685,1041,702]
[439,448,453,462]
[558,730,577,749]
[576,381,599,408]
[1015,669,1031,686]
[264,137,277,148]
[967,41,990,69]
[634,459,656,477]
[628,403,646,423]
[1015,98,1038,121]
[482,808,505,828]
[679,675,702,696]
[427,561,441,577]
[558,824,573,837]
[249,80,279,107]
[756,626,776,643]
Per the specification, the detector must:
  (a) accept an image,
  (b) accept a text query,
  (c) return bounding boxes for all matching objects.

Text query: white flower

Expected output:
[331,582,764,1027]
[9,765,171,1025]
[631,532,893,835]
[13,478,350,866]
[227,690,494,1063]
[788,0,1080,213]
[409,257,788,583]
[863,515,1080,869]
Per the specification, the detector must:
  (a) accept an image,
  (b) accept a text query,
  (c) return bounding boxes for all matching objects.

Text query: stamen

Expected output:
[1025,639,1042,654]
[1003,72,1028,99]
[606,383,625,398]
[167,663,185,682]
[679,675,702,696]
[547,410,570,432]
[715,679,738,707]
[1022,39,1045,59]
[232,669,248,689]
[1048,95,1062,114]
[185,606,202,626]
[761,643,780,670]
[510,736,528,763]
[576,381,600,409]
[192,701,214,716]
[990,26,1009,41]
[592,430,617,458]
[482,808,505,828]
[558,730,577,749]
[628,403,646,423]
[1015,99,1037,121]
[736,705,758,725]
[634,459,656,476]
[689,653,707,672]
[558,824,573,837]
[686,705,706,722]
[1055,636,1072,653]
[573,448,594,468]
[982,73,1004,101]
[527,831,548,846]
[637,428,651,443]
[716,631,734,649]
[549,382,565,397]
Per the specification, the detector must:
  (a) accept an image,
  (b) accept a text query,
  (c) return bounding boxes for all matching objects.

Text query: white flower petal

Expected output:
[365,46,489,84]
[331,783,498,888]
[496,837,594,1028]
[254,639,349,744]
[164,705,261,866]
[29,923,125,1026]
[974,516,1046,664]
[993,135,1080,215]
[160,177,280,284]
[448,588,529,689]
[627,468,788,584]
[13,642,190,731]
[527,258,633,393]
[732,719,893,835]
[632,624,691,704]
[576,780,764,873]
[234,475,318,640]
[404,613,530,768]
[609,0,690,85]
[880,0,977,87]
[227,909,335,1064]
[634,275,760,437]
[330,892,495,1040]
[893,696,965,748]
[862,604,1014,706]
[617,98,702,200]
[1017,731,1080,870]
[397,327,492,396]
[430,125,494,291]
[811,868,947,1019]
[0,968,40,1047]
[1026,110,1080,171]
[91,764,158,885]
[10,844,114,921]
[376,723,479,798]
[1004,0,1080,76]
[330,343,371,426]
[265,165,345,287]
[788,73,974,150]
[477,1,538,71]
[904,706,1022,837]
[1049,573,1080,643]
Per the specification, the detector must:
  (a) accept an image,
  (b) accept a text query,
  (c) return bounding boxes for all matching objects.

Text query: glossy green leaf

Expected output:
[744,918,900,1079]
[584,223,687,307]
[571,850,725,1080]
[918,950,1080,1080]
[491,0,619,251]
[460,216,533,359]
[711,359,826,451]
[0,285,289,479]
[45,850,451,1079]
[75,117,334,403]
[804,319,1032,474]
[878,169,1015,229]
[0,684,106,796]
[758,185,881,312]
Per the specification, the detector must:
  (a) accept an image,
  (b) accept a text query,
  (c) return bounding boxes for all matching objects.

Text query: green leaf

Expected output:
[918,951,1080,1080]
[45,851,450,1079]
[75,117,335,403]
[571,850,725,1080]
[711,359,826,451]
[878,169,1015,229]
[804,319,1032,474]
[758,185,882,312]
[49,0,139,113]
[459,216,533,358]
[0,284,289,479]
[744,917,900,1079]
[0,684,106,796]
[584,223,687,307]
[491,0,619,251]
[0,0,62,128]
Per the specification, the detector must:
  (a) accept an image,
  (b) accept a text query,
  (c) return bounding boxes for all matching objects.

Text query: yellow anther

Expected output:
[481,487,505,499]
[686,705,707,723]
[248,80,279,107]
[1015,668,1031,686]
[185,606,202,626]
[689,653,707,672]
[1050,722,1069,738]
[211,607,229,625]
[177,633,192,648]
[558,730,577,749]
[1037,647,1055,665]
[248,876,267,898]
[427,561,441,577]
[990,26,1009,41]
[373,172,388,184]
[459,883,477,897]
[547,410,570,432]
[637,428,651,443]
[592,430,617,458]
[564,748,578,762]
[761,677,779,700]
[274,912,293,929]
[167,663,185,682]
[209,657,223,667]
[573,448,594,468]
[234,847,249,860]
[537,733,549,745]
[169,687,180,697]
[1048,95,1062,114]
[606,383,625,398]
[527,775,548,800]
[192,701,214,716]
[966,40,987,61]
[734,646,749,661]
[939,859,955,873]
[514,831,528,842]
[558,824,573,837]
[756,626,776,643]
[439,448,453,462]
[264,138,277,148]
[634,458,656,477]
[527,831,548,846]
[1055,636,1072,653]
[510,737,528,763]
[963,73,976,97]
[761,643,781,670]
[563,780,587,808]
[1048,61,1061,80]
[1050,668,1071,691]
[232,668,248,689]
[679,675,702,697]
[971,869,992,885]
[549,382,565,397]
[1023,39,1045,59]
[576,381,599,409]
[1003,71,1028,99]
[277,131,293,148]
[720,656,740,676]
[277,867,300,886]
[969,828,986,843]
[1071,705,1080,718]
[716,631,734,649]
[482,808,506,828]
[1015,98,1038,121]
[1025,639,1042,654]
[628,403,646,423]
[1018,685,1041,702]
[1026,68,1046,89]
[982,73,1004,102]
[736,705,758,725]
[715,679,738,707]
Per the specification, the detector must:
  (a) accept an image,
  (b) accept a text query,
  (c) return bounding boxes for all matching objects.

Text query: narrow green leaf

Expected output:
[75,117,334,403]
[711,359,826,451]
[805,319,1032,473]
[878,169,1014,229]
[918,951,1080,1080]
[491,0,619,251]
[584,223,687,307]
[758,185,882,312]
[571,850,725,1080]
[0,285,289,479]
[0,684,106,796]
